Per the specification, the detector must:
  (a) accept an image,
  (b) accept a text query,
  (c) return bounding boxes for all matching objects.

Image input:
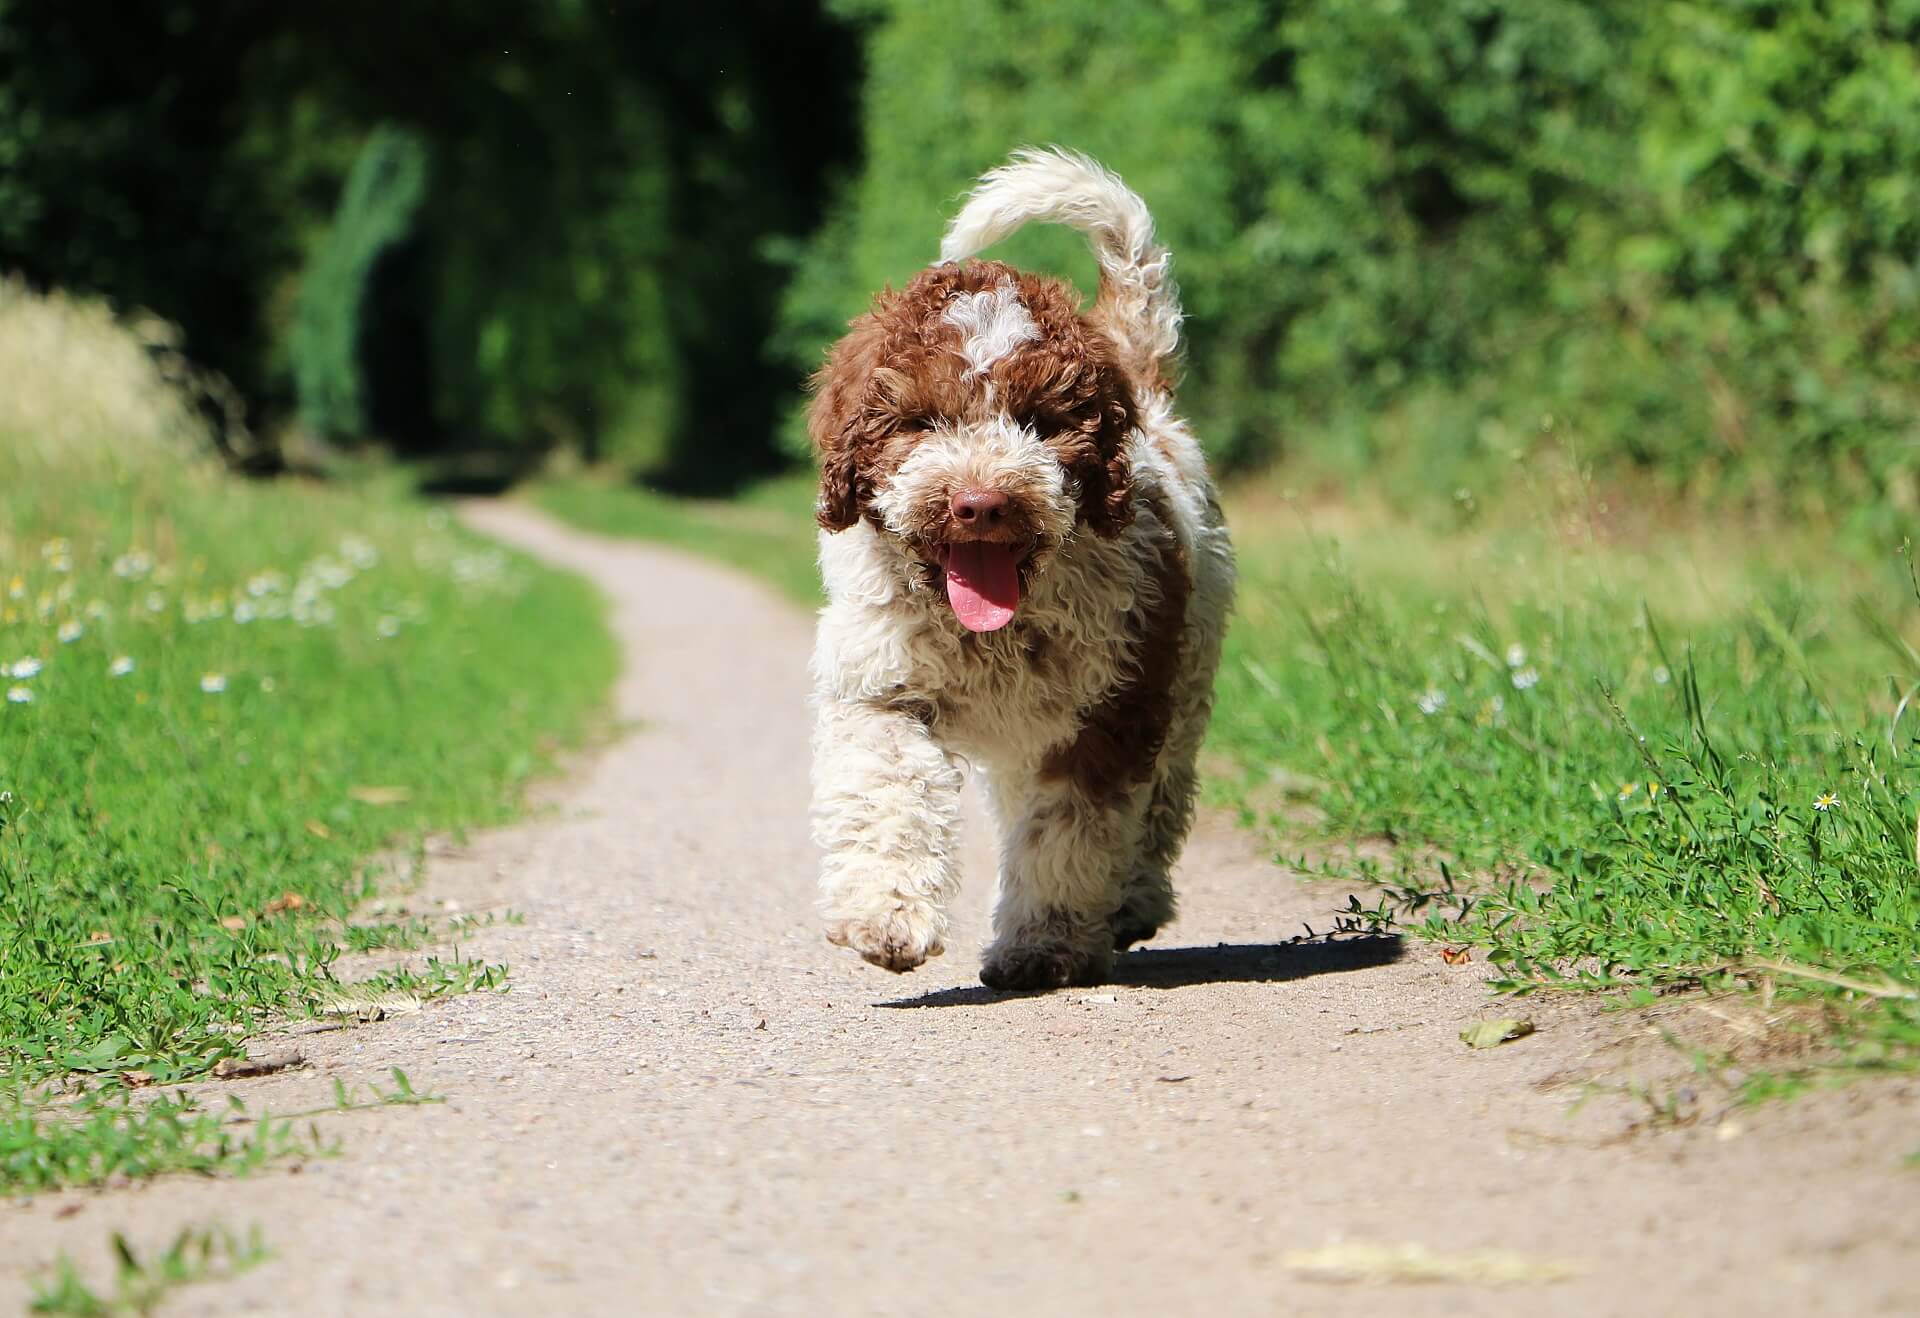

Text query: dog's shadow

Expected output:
[875,934,1404,1008]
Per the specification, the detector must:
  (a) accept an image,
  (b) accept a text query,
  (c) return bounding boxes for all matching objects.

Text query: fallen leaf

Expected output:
[263,892,307,916]
[1283,1241,1581,1285]
[211,1051,304,1080]
[1440,945,1472,966]
[219,916,247,932]
[119,1070,155,1088]
[349,785,411,806]
[304,819,332,839]
[1460,1018,1535,1049]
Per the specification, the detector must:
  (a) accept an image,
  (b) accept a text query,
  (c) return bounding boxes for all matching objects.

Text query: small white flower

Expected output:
[6,686,33,704]
[1511,666,1541,690]
[7,657,42,680]
[1652,665,1671,685]
[340,536,379,569]
[112,551,153,580]
[85,600,109,620]
[145,591,166,613]
[1506,644,1527,668]
[1416,688,1446,716]
[199,672,227,694]
[57,620,83,644]
[109,656,135,678]
[233,601,257,624]
[377,616,400,639]
[1813,792,1838,812]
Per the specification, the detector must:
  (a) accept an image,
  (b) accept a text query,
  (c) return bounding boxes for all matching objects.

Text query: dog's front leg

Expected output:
[810,698,963,973]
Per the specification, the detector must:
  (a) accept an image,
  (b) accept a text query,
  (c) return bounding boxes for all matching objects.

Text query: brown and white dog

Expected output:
[807,149,1234,990]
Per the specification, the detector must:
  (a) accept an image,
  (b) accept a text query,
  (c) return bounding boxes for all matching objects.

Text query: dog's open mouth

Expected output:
[942,542,1024,632]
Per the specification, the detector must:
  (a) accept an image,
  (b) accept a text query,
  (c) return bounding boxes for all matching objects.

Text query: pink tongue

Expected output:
[944,542,1021,632]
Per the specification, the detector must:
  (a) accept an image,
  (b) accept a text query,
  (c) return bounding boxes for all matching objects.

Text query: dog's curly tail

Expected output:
[940,147,1180,390]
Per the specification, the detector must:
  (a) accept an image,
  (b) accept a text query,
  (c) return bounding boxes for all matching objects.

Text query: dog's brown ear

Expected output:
[808,311,891,533]
[808,382,861,532]
[1077,393,1136,538]
[1070,390,1135,538]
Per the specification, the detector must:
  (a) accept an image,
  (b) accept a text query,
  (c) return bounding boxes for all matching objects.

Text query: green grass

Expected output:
[1211,491,1920,1082]
[0,440,617,1189]
[30,1224,270,1316]
[535,472,823,605]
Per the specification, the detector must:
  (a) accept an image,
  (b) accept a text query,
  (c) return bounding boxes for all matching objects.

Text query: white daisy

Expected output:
[6,686,32,704]
[199,672,227,694]
[1506,644,1527,668]
[1511,666,1541,690]
[7,657,42,680]
[1813,792,1838,812]
[1416,688,1446,716]
[109,656,135,678]
[377,616,401,639]
[57,620,83,644]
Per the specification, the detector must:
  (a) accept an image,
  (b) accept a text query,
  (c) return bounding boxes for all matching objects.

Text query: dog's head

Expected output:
[809,260,1137,632]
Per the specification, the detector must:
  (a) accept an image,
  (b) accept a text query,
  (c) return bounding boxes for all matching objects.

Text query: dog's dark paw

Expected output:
[979,943,1108,992]
[1108,911,1163,952]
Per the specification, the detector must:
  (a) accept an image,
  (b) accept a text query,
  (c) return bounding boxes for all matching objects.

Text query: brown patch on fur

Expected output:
[1040,491,1191,803]
[808,260,1135,537]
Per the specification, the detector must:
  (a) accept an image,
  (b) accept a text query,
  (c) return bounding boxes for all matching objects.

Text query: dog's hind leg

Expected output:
[1108,755,1194,950]
[1111,521,1232,951]
[978,770,1151,990]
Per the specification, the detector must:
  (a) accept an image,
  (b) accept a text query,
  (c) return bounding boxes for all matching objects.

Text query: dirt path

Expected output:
[6,503,1916,1316]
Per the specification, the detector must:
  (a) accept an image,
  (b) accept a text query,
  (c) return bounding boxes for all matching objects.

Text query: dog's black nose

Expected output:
[950,489,1009,526]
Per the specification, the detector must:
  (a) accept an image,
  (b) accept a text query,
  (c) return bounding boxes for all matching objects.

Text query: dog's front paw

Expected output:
[979,940,1111,992]
[825,904,945,973]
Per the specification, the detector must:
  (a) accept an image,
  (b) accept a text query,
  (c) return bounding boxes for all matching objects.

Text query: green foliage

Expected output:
[783,0,1920,518]
[291,126,429,441]
[1211,507,1920,1073]
[0,431,615,1186]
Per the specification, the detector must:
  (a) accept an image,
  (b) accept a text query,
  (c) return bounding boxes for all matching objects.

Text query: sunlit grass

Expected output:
[1,434,615,1190]
[1213,490,1920,1084]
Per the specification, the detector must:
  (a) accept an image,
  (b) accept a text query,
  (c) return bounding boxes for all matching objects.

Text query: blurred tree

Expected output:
[291,126,430,444]
[0,0,858,488]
